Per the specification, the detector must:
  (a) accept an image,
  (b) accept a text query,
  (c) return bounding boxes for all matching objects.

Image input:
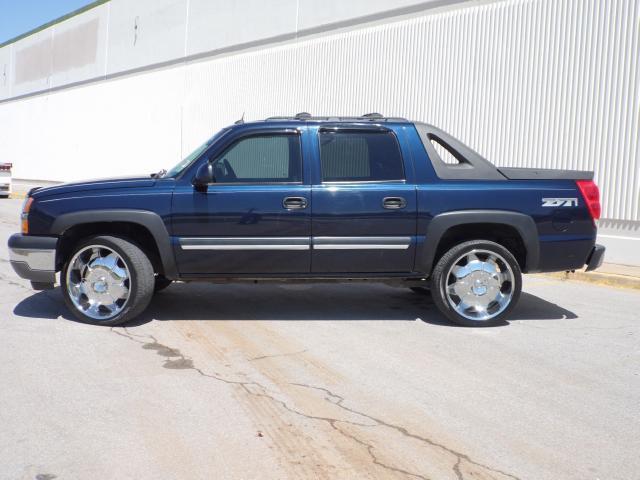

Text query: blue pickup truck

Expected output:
[8,114,604,327]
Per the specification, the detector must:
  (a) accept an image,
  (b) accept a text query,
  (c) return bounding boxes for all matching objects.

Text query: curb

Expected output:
[540,270,640,290]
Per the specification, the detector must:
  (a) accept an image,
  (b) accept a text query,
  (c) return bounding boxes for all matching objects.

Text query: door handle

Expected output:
[283,196,308,210]
[382,197,407,209]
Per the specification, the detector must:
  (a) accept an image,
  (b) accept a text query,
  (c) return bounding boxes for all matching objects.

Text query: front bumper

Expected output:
[8,234,58,283]
[585,243,605,272]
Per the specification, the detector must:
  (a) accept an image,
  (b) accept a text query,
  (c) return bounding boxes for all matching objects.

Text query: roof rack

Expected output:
[265,112,408,122]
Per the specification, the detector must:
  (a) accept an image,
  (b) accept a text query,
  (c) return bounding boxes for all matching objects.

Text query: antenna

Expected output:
[234,112,245,125]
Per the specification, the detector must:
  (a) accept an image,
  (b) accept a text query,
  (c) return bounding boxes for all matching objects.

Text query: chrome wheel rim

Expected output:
[66,245,131,320]
[444,249,515,322]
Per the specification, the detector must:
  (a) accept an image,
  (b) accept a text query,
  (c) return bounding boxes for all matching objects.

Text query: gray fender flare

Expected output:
[51,209,178,279]
[420,210,540,274]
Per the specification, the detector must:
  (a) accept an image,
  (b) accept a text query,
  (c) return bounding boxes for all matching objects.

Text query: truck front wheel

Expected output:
[61,235,155,326]
[430,240,522,327]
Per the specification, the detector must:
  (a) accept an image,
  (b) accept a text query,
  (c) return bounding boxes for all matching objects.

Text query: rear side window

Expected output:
[212,134,302,183]
[319,130,405,182]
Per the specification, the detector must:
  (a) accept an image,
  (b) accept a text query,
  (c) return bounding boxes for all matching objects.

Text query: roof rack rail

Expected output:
[263,114,409,122]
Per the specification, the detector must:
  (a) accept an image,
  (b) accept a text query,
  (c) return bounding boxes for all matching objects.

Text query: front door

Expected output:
[310,126,417,273]
[171,128,311,275]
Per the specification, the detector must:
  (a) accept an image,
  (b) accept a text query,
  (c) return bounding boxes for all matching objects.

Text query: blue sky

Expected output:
[0,0,94,44]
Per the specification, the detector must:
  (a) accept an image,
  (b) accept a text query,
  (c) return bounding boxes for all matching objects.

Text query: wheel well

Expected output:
[57,222,163,274]
[434,223,527,270]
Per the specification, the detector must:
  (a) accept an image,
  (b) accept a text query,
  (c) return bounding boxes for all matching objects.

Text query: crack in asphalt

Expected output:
[111,327,520,480]
[288,383,520,480]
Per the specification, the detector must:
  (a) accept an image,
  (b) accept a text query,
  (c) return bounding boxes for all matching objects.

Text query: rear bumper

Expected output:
[8,233,57,283]
[585,244,605,272]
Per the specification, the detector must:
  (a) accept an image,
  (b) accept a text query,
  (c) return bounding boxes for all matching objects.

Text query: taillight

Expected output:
[0,163,11,171]
[576,180,601,221]
[21,197,33,234]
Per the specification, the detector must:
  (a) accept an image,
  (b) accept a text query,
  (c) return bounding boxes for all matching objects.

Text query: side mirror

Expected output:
[192,162,214,192]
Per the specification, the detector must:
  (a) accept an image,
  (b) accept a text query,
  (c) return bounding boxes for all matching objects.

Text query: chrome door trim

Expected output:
[179,236,412,251]
[179,237,311,251]
[312,236,411,250]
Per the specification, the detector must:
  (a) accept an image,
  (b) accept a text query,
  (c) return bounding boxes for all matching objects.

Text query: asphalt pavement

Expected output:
[0,198,638,480]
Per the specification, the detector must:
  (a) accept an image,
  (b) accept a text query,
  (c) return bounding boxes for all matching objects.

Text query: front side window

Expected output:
[211,134,302,183]
[319,130,405,182]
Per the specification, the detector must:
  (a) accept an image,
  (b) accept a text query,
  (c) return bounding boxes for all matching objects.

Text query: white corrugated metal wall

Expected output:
[0,0,638,261]
[180,0,640,223]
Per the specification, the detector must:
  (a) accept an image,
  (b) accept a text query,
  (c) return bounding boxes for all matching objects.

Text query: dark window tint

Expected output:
[212,134,301,183]
[319,131,404,182]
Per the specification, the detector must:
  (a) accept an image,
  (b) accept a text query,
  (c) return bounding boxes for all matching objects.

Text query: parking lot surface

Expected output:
[1,198,639,480]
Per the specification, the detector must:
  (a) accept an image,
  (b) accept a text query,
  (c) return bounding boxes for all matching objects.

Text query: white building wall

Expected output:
[0,0,638,263]
[106,0,188,74]
[0,66,184,182]
[9,27,54,97]
[186,0,298,56]
[50,3,109,88]
[0,44,12,99]
[296,0,441,30]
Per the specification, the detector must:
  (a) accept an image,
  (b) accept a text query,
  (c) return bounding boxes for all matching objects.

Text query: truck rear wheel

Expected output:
[430,240,521,327]
[61,235,154,326]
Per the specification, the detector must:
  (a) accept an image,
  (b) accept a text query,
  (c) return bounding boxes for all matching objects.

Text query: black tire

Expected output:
[430,240,522,327]
[154,275,173,292]
[61,235,155,326]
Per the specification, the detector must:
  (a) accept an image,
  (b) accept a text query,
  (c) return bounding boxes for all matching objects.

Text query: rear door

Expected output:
[171,126,312,275]
[309,125,417,273]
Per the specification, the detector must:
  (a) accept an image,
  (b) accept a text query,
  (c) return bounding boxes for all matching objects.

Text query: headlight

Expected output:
[21,197,33,235]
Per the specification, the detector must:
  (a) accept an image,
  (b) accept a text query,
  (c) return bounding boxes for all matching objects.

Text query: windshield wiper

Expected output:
[150,169,167,179]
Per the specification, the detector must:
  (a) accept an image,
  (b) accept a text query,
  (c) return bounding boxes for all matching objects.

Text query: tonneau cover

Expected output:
[498,167,593,181]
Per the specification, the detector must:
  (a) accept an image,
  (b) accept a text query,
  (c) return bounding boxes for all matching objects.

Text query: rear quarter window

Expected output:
[319,131,404,182]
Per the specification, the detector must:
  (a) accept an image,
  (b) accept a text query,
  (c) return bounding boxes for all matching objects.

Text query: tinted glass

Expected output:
[212,134,302,183]
[319,131,404,182]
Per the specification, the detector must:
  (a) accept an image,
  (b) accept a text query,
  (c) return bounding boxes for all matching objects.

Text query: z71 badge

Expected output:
[542,198,578,207]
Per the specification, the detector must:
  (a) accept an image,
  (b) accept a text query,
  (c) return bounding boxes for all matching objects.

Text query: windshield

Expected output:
[164,128,229,178]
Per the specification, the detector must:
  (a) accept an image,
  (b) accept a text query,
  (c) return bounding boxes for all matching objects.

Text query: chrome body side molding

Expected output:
[179,237,311,250]
[178,236,412,251]
[313,236,411,250]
